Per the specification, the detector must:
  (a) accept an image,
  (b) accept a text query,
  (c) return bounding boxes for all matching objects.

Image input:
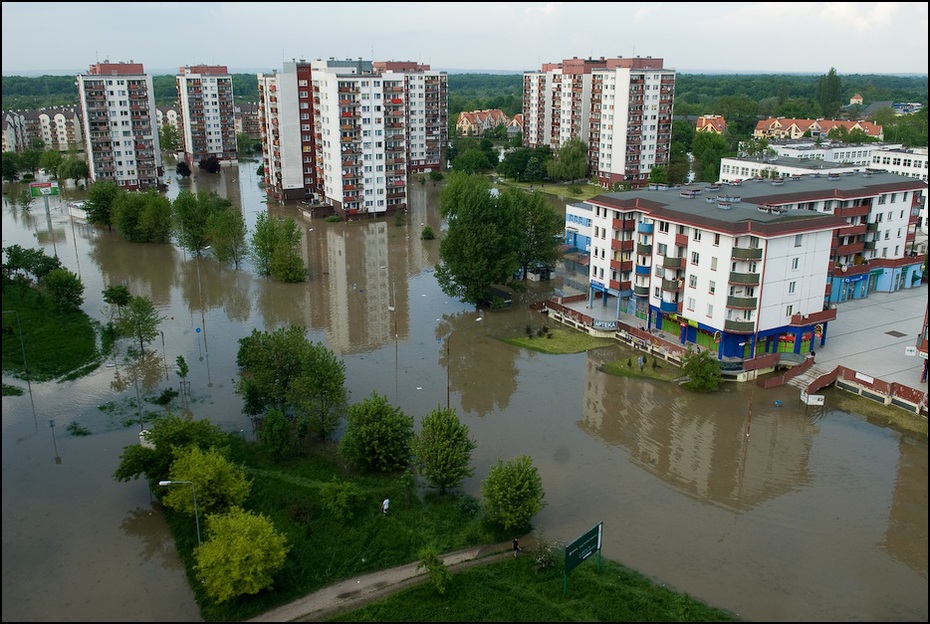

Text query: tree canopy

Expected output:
[410,406,477,494]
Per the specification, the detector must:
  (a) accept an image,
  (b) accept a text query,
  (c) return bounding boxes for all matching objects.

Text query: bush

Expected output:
[421,226,435,240]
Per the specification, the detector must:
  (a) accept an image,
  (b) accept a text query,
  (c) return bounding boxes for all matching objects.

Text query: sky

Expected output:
[2,2,928,76]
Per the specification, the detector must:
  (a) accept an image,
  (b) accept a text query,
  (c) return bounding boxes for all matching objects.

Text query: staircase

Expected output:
[787,363,833,392]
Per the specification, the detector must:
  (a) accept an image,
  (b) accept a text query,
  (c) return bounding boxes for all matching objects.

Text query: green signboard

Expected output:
[565,521,602,573]
[30,182,60,197]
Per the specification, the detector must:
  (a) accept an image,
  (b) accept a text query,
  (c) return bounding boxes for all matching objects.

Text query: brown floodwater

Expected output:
[2,164,926,622]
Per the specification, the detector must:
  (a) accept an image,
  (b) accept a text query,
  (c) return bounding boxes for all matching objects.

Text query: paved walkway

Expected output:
[248,534,537,622]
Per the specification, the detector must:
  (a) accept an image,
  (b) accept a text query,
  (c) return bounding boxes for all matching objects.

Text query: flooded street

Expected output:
[2,163,927,622]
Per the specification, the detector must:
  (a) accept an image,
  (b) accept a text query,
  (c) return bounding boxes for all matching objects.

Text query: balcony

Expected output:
[724,319,755,333]
[633,285,650,297]
[637,222,654,234]
[837,224,867,237]
[834,241,865,255]
[835,204,870,218]
[662,256,682,269]
[612,218,636,231]
[728,272,760,286]
[659,300,681,314]
[661,278,682,292]
[675,233,688,247]
[634,264,651,276]
[726,296,758,309]
[636,243,652,255]
[731,246,762,260]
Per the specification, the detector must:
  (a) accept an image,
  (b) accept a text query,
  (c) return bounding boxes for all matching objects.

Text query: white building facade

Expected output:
[523,56,675,190]
[582,171,926,358]
[258,59,447,217]
[176,65,238,167]
[76,60,162,190]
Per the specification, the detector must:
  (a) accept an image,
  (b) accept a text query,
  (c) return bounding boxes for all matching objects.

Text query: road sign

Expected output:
[30,182,60,197]
[565,521,602,574]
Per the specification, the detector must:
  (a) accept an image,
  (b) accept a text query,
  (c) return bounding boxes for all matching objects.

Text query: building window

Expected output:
[693,230,702,241]
[691,251,699,265]
[794,234,803,247]
[689,275,697,288]
[709,280,715,295]
[706,304,713,317]
[687,297,695,311]
[788,281,796,294]
[791,257,799,270]
[713,233,720,246]
[711,257,717,271]
[786,305,793,317]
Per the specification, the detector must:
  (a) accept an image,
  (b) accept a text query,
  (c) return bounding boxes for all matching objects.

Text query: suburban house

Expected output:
[455,109,509,136]
[753,117,884,141]
[696,114,727,134]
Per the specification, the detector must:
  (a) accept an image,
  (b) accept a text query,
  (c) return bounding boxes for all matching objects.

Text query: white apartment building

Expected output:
[523,56,675,189]
[765,140,903,167]
[871,146,928,183]
[582,171,926,358]
[76,60,162,190]
[718,154,863,183]
[257,59,447,217]
[176,65,238,166]
[2,108,83,153]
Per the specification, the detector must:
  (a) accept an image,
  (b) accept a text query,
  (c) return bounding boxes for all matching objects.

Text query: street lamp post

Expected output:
[158,480,201,546]
[3,309,37,422]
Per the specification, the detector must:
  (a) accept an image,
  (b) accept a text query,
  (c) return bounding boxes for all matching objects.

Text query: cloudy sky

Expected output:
[2,2,927,76]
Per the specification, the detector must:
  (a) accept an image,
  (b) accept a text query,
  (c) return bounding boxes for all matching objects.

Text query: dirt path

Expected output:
[248,534,537,622]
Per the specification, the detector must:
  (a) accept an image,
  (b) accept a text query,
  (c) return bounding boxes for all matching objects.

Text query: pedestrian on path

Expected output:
[512,537,520,558]
[381,498,390,515]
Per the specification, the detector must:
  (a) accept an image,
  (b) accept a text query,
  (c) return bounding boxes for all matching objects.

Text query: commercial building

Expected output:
[175,65,238,167]
[257,58,447,217]
[579,171,926,358]
[76,60,162,190]
[523,56,675,189]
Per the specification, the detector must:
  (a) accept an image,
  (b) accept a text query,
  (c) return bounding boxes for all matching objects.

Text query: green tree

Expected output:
[648,165,669,185]
[1,151,20,183]
[451,148,493,174]
[505,189,562,282]
[195,507,289,604]
[57,157,89,187]
[17,149,42,177]
[546,138,588,182]
[411,406,476,494]
[339,392,413,473]
[259,407,294,461]
[113,413,230,484]
[85,181,122,231]
[236,325,313,414]
[159,123,181,155]
[102,283,132,319]
[816,67,843,119]
[173,190,233,256]
[290,342,348,441]
[428,170,444,185]
[435,171,520,306]
[481,455,546,532]
[206,207,248,269]
[691,132,730,182]
[119,295,165,356]
[162,445,251,516]
[112,189,173,243]
[42,267,84,311]
[416,546,450,595]
[681,348,723,392]
[39,150,63,178]
[249,212,307,282]
[319,478,365,521]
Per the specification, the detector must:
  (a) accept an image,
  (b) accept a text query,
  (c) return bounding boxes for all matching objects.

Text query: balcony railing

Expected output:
[731,246,762,260]
[724,319,755,333]
[729,272,760,285]
[726,296,758,309]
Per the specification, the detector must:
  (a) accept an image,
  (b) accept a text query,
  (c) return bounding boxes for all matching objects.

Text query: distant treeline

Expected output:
[3,71,927,119]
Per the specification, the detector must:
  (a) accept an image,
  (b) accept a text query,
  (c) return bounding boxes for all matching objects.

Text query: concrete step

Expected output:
[787,364,832,390]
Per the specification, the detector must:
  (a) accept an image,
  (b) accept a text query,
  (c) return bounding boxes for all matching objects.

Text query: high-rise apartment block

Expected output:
[257,59,447,217]
[523,56,675,189]
[76,60,162,190]
[176,65,238,166]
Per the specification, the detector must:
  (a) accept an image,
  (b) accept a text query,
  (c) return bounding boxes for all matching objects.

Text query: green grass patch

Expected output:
[504,326,614,354]
[1,281,99,382]
[2,383,25,396]
[600,355,684,383]
[328,549,738,622]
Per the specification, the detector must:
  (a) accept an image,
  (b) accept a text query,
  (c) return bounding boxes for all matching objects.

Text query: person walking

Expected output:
[512,537,520,558]
[381,498,390,515]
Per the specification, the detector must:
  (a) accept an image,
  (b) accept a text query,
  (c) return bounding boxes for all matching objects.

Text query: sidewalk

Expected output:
[248,534,537,622]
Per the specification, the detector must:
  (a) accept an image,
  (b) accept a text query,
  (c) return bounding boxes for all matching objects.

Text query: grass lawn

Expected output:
[493,177,608,202]
[503,326,614,354]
